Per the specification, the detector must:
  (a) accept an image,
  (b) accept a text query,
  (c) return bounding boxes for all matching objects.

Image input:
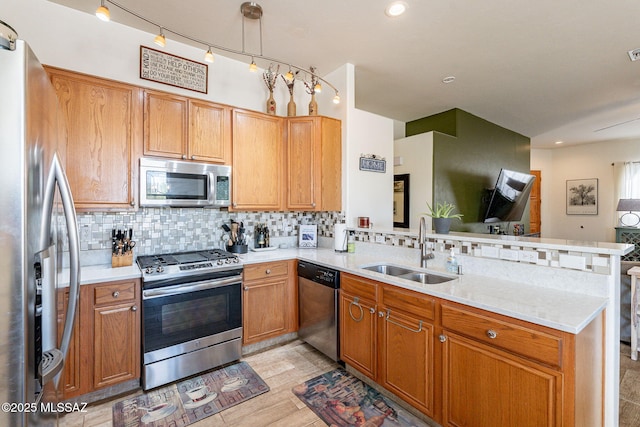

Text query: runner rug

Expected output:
[292,368,427,426]
[112,361,269,426]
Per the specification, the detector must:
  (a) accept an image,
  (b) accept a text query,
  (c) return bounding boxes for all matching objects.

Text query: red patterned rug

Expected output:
[293,368,427,426]
[112,361,269,426]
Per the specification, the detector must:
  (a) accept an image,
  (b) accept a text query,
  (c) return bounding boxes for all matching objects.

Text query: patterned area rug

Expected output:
[112,361,269,426]
[293,368,427,426]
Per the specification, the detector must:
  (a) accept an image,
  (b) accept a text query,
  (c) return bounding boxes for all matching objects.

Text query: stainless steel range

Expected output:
[137,249,243,390]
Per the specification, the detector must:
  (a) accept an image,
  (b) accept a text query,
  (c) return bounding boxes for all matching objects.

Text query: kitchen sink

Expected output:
[361,264,414,276]
[397,272,454,284]
[359,263,456,285]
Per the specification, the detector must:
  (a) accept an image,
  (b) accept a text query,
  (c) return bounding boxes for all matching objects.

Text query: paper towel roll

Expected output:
[334,223,348,252]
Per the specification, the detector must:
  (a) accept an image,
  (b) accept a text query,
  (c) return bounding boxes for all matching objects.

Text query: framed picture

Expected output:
[566,178,598,215]
[393,174,410,228]
[298,224,318,248]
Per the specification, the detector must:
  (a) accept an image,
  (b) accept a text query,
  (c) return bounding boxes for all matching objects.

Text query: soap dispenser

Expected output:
[446,248,458,273]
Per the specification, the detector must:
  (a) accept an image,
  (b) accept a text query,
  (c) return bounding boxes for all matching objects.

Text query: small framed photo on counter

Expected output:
[298,224,318,248]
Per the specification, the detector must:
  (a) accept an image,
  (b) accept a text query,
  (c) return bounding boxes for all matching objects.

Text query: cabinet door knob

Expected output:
[486,329,498,339]
[311,202,316,208]
[131,305,137,311]
[369,307,376,314]
[439,334,447,343]
[378,311,385,317]
[265,269,271,274]
[182,154,187,160]
[112,291,119,298]
[191,155,195,160]
[130,200,135,206]
[244,286,249,291]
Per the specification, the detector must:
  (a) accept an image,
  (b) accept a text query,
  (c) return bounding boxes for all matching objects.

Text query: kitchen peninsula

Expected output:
[71,231,632,427]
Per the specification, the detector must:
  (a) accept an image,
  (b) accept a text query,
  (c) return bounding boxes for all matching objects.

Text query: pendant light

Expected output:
[249,57,258,72]
[95,0,110,22]
[204,47,214,63]
[154,27,166,47]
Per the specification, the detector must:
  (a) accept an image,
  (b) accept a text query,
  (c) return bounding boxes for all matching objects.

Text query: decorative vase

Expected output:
[308,93,318,116]
[287,93,296,116]
[266,91,276,115]
[433,217,452,234]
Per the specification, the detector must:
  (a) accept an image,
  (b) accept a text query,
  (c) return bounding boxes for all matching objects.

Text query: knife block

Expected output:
[112,251,133,268]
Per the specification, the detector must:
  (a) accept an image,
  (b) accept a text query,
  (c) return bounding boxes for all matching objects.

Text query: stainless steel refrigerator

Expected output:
[0,22,81,426]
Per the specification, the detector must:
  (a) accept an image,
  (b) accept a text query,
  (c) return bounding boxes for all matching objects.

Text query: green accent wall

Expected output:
[406,109,531,233]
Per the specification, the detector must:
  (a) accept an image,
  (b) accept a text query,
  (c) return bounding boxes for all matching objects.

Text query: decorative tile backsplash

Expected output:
[77,208,340,259]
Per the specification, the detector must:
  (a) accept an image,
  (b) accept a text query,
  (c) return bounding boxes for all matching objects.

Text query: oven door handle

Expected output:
[143,276,241,299]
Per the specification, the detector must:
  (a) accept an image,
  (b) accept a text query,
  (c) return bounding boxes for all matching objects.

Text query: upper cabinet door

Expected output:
[285,116,342,211]
[231,109,284,210]
[47,67,141,211]
[188,100,231,164]
[143,89,188,159]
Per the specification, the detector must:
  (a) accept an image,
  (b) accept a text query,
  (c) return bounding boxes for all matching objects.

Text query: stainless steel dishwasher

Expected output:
[298,261,340,361]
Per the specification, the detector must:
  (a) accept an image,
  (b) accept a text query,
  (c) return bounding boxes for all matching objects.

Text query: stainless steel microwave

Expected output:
[139,157,231,207]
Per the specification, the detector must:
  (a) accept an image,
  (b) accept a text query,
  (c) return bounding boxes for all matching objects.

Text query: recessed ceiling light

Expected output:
[555,140,564,145]
[385,1,407,17]
[442,76,456,84]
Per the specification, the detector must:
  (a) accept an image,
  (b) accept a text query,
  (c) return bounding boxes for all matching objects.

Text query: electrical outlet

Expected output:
[375,234,385,243]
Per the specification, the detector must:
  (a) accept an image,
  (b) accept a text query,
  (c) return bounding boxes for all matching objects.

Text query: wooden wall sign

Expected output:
[140,46,208,94]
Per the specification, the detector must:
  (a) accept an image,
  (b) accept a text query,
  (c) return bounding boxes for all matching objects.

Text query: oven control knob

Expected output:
[145,267,154,274]
[217,260,224,265]
[156,266,164,273]
[233,258,240,263]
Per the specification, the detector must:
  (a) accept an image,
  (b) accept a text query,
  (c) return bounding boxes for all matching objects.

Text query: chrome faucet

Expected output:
[419,216,434,268]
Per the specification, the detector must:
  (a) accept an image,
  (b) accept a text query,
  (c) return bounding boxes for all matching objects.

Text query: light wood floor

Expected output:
[60,340,640,427]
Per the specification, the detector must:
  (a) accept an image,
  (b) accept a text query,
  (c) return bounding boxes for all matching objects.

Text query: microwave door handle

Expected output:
[39,153,81,386]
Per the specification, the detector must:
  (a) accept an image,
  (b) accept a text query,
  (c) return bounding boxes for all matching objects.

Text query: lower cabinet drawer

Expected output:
[441,303,563,368]
[244,261,289,281]
[94,281,136,305]
[342,273,378,300]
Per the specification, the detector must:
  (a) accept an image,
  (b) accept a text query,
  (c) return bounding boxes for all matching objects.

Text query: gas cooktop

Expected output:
[137,249,242,281]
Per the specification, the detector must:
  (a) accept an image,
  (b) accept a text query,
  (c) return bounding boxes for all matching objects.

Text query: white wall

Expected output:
[394,132,434,229]
[5,0,341,118]
[531,139,640,242]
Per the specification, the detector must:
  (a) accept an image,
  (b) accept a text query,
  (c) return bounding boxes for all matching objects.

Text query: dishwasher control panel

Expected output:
[298,262,340,288]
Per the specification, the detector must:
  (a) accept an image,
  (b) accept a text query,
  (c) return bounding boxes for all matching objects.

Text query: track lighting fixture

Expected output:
[95,0,110,22]
[204,47,214,63]
[94,0,341,103]
[154,28,166,47]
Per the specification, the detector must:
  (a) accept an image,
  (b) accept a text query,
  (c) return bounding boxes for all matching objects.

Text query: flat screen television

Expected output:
[483,169,536,223]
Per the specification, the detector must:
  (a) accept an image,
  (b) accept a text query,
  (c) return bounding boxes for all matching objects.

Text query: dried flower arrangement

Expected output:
[304,66,319,95]
[281,70,298,96]
[262,64,280,92]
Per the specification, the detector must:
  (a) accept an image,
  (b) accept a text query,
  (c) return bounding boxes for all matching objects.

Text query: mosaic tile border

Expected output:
[350,230,613,275]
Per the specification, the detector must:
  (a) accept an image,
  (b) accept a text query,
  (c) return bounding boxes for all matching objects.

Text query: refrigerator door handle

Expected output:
[39,153,80,385]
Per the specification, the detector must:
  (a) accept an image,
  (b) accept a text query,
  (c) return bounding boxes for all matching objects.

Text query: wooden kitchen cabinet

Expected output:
[231,109,284,210]
[339,273,378,380]
[91,280,140,389]
[440,301,603,427]
[57,279,140,399]
[56,288,83,399]
[143,89,231,164]
[340,274,436,416]
[46,67,141,211]
[242,260,296,344]
[286,116,341,211]
[379,284,436,418]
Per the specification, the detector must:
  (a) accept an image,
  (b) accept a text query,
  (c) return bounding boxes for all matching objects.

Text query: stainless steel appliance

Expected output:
[139,157,231,207]
[138,249,243,390]
[298,261,340,361]
[0,27,81,426]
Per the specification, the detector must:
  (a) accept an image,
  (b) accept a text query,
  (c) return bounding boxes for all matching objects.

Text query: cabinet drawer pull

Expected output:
[112,291,119,298]
[131,305,137,311]
[486,329,498,339]
[265,269,271,274]
[385,309,423,333]
[348,297,365,322]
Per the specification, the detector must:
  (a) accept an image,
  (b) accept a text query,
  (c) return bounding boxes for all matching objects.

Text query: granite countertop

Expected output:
[63,246,608,335]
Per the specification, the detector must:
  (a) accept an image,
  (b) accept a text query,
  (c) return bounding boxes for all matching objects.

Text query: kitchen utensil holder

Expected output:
[226,244,248,254]
[112,251,133,268]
